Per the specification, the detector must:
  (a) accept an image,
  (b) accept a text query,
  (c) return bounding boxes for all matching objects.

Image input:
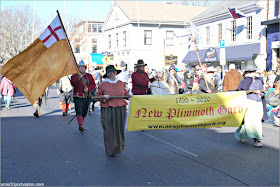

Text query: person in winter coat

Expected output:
[223,64,244,92]
[0,76,15,109]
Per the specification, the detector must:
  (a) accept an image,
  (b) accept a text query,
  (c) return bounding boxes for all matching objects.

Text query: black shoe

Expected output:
[33,111,39,117]
[108,153,116,157]
[78,126,85,132]
[63,112,66,116]
[92,104,95,112]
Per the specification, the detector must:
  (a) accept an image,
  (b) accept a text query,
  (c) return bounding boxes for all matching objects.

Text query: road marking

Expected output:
[141,131,198,157]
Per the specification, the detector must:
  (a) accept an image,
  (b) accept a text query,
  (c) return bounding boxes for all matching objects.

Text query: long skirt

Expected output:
[235,99,263,141]
[101,106,126,156]
[74,97,90,117]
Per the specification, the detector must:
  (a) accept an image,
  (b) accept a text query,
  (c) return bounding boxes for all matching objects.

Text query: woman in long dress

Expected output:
[97,65,132,157]
[235,65,265,147]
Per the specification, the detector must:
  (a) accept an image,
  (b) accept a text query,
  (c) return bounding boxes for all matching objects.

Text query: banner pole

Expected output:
[189,35,210,91]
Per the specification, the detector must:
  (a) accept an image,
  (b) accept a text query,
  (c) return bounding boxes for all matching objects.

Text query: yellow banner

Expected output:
[126,91,247,131]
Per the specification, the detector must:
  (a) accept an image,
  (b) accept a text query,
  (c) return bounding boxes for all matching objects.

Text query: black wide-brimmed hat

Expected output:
[134,59,147,67]
[103,65,121,78]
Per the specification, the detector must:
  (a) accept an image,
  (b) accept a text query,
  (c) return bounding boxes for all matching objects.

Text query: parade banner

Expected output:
[126,91,247,131]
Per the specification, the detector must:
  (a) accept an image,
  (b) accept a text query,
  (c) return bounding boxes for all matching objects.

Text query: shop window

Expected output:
[231,20,236,42]
[229,62,241,70]
[247,16,252,39]
[144,30,152,45]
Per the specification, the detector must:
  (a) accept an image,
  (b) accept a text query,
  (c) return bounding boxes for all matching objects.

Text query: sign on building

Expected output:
[165,54,177,66]
[204,47,218,62]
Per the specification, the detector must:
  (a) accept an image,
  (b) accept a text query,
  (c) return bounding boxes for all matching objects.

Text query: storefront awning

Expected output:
[182,43,260,63]
[91,53,104,66]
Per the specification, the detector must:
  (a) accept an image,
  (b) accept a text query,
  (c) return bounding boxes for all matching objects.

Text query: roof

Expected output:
[190,0,260,22]
[116,1,209,23]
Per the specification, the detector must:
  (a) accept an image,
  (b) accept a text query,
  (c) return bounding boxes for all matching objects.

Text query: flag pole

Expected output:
[56,10,89,96]
[189,35,210,91]
[56,10,80,74]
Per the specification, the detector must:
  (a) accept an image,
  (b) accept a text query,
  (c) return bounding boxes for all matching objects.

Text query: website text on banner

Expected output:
[126,91,247,131]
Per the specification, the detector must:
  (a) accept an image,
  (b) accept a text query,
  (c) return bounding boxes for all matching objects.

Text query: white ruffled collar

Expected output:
[103,77,118,84]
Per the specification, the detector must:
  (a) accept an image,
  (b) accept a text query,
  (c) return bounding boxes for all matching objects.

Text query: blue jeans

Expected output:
[4,90,12,108]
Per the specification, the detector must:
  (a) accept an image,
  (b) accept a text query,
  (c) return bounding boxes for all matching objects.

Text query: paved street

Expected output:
[1,84,279,186]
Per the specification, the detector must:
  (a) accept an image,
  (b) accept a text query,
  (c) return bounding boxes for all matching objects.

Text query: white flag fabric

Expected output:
[38,16,66,48]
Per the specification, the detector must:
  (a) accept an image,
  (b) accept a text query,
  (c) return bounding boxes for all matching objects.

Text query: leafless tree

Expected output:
[0,4,43,64]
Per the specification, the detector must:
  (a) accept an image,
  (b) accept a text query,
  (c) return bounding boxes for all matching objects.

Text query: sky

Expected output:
[1,0,220,24]
[0,0,177,23]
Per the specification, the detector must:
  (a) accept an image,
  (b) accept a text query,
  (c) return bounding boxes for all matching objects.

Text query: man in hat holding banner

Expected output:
[199,66,218,93]
[131,59,158,95]
[71,60,96,132]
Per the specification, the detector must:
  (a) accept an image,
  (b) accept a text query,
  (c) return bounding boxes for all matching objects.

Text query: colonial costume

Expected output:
[97,65,131,157]
[235,65,266,147]
[131,59,155,95]
[199,66,218,93]
[70,60,96,132]
[165,64,183,94]
[56,75,73,116]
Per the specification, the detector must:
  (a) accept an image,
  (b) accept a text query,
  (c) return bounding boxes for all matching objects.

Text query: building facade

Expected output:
[72,20,106,68]
[261,0,280,71]
[102,1,208,71]
[182,1,268,71]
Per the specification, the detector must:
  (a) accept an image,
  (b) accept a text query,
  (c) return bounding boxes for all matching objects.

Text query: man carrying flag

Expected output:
[0,12,79,105]
[228,8,246,19]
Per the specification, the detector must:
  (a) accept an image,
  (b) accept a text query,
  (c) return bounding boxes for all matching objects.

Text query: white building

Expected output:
[182,0,268,71]
[72,20,106,68]
[102,1,208,71]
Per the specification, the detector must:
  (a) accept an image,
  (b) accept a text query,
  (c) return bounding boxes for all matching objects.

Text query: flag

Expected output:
[0,14,79,104]
[190,21,199,44]
[228,8,245,19]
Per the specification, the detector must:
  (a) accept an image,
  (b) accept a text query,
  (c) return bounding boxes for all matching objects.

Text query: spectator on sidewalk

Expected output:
[223,64,243,92]
[0,76,15,109]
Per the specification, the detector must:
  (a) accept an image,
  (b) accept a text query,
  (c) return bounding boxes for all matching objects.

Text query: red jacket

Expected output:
[131,70,155,95]
[71,73,96,98]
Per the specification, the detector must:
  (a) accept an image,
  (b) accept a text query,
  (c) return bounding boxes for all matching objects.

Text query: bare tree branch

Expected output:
[0,4,43,64]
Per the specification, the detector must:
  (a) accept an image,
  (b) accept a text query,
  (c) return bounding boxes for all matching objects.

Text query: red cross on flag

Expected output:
[1,13,79,104]
[38,16,65,48]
